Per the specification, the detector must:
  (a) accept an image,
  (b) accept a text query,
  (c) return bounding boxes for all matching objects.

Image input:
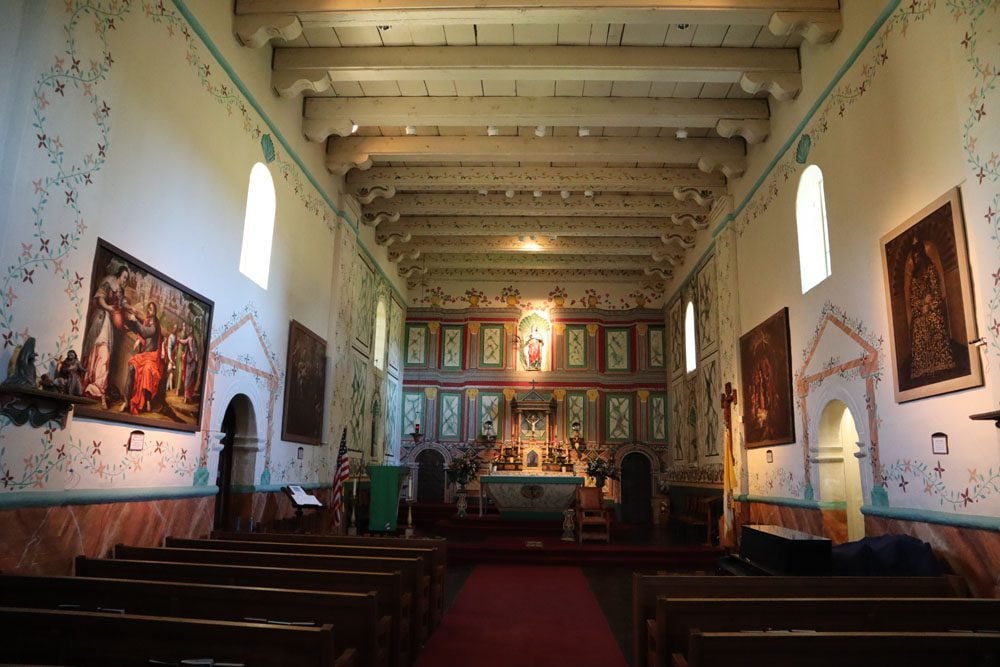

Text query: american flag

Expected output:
[330,427,350,530]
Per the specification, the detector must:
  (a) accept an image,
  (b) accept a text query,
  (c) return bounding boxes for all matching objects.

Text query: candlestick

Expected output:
[352,475,357,497]
[408,475,413,500]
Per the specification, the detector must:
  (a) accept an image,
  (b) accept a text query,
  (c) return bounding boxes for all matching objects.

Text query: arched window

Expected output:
[239,162,276,289]
[796,164,831,293]
[372,299,388,371]
[684,300,697,373]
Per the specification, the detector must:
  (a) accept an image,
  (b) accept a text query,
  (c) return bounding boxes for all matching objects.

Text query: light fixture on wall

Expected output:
[505,189,515,198]
[584,189,594,198]
[560,190,570,200]
[533,190,543,198]
[765,449,773,463]
[482,419,496,443]
[478,188,489,195]
[487,125,500,136]
[578,126,590,137]
[410,423,423,445]
[675,127,688,140]
[534,125,547,137]
[404,125,417,135]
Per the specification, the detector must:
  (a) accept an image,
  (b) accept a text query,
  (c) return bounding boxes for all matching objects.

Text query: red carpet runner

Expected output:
[415,565,627,667]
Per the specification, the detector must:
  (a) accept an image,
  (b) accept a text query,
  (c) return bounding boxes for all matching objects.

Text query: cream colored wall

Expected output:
[0,0,402,499]
[716,0,999,522]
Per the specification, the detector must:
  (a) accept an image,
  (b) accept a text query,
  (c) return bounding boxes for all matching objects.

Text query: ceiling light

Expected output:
[549,234,558,241]
[404,125,417,135]
[584,189,594,198]
[560,190,570,200]
[487,125,499,136]
[533,190,543,198]
[478,188,488,196]
[350,122,359,134]
[534,125,546,137]
[675,127,688,140]
[505,190,515,198]
[578,127,590,137]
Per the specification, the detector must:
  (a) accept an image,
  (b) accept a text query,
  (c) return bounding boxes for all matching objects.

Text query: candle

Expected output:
[352,475,357,497]
[408,475,413,499]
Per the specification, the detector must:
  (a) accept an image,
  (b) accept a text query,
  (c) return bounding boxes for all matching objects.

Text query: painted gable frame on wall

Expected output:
[647,325,666,369]
[402,390,424,436]
[478,392,504,439]
[437,391,464,441]
[387,298,404,375]
[352,254,376,356]
[696,255,719,359]
[668,298,684,379]
[566,391,587,441]
[649,391,669,443]
[605,392,633,443]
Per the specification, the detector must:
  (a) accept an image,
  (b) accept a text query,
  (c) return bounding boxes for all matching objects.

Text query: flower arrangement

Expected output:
[585,456,618,480]
[447,448,483,487]
[548,285,567,300]
[426,286,453,306]
[464,288,485,306]
[500,285,521,306]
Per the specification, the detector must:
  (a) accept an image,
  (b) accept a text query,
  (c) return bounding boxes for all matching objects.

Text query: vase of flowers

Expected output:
[465,288,485,307]
[585,456,618,489]
[501,285,521,307]
[548,286,568,307]
[447,448,483,489]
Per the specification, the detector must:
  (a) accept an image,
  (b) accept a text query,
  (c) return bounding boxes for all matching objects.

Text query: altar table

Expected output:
[480,474,584,520]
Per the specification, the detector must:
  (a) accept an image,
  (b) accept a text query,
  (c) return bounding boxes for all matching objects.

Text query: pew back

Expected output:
[656,597,1000,667]
[0,574,386,667]
[0,606,338,667]
[632,573,965,667]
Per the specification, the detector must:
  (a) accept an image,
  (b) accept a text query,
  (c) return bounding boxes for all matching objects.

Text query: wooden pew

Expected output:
[210,531,448,628]
[0,606,343,667]
[75,556,411,667]
[168,536,439,639]
[114,542,428,659]
[656,597,1000,667]
[0,573,387,667]
[632,573,966,667]
[674,630,1000,667]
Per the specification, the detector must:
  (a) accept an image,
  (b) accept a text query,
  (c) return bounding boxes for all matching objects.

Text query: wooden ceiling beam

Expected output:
[408,267,665,285]
[376,215,700,237]
[363,193,707,217]
[327,136,746,177]
[401,253,677,270]
[388,234,694,256]
[304,96,770,142]
[272,46,801,100]
[235,1,840,46]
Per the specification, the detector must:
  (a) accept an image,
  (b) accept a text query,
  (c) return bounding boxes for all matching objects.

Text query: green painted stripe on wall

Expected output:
[0,485,219,510]
[738,494,846,510]
[231,482,334,494]
[862,504,1000,532]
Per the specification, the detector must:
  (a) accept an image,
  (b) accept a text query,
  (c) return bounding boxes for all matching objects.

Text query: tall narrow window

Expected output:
[239,162,276,289]
[796,164,831,293]
[372,299,388,371]
[684,300,697,373]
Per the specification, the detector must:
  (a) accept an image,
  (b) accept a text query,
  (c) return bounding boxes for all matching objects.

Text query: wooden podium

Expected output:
[282,485,324,532]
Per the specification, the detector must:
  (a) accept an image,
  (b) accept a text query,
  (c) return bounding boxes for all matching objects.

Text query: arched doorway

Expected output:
[817,400,865,541]
[416,449,445,503]
[620,452,652,524]
[214,393,256,530]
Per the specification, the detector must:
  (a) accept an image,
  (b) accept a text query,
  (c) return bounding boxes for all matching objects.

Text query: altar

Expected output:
[481,474,584,520]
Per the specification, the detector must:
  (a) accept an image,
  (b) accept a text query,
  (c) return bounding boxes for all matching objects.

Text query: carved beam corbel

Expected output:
[234,14,303,48]
[389,249,421,264]
[672,186,715,208]
[650,252,680,266]
[272,70,333,98]
[698,156,746,180]
[671,213,709,231]
[715,118,770,145]
[361,211,401,228]
[644,266,673,279]
[739,71,802,102]
[377,232,412,248]
[660,233,696,250]
[768,11,842,45]
[303,118,354,142]
[355,185,396,204]
[398,265,428,279]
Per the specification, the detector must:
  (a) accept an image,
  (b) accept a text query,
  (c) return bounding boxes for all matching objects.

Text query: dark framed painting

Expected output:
[881,187,982,402]
[76,239,213,432]
[281,320,327,445]
[739,307,795,449]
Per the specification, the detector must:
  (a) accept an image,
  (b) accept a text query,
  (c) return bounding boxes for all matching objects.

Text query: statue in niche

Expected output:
[524,326,544,370]
[526,450,539,468]
[524,413,543,440]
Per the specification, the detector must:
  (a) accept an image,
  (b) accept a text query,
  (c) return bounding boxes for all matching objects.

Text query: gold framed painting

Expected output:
[739,307,795,449]
[880,187,982,403]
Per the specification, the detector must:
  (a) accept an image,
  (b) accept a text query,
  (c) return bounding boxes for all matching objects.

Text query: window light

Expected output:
[239,162,276,289]
[684,300,697,373]
[796,164,832,293]
[373,300,388,371]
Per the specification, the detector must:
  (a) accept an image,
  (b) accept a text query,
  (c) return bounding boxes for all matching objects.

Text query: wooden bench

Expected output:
[75,556,411,667]
[0,606,345,667]
[0,573,387,667]
[169,536,439,639]
[655,597,1000,667]
[631,573,967,667]
[673,630,1000,667]
[211,531,448,629]
[114,543,428,661]
[668,495,720,544]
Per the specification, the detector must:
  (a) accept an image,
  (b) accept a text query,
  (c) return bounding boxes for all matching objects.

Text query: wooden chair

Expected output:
[575,486,611,543]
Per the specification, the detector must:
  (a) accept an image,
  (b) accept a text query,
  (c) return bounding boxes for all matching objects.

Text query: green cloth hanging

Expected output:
[367,464,406,532]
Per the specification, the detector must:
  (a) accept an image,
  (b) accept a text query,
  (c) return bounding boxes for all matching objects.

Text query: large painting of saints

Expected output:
[739,307,795,449]
[881,187,982,402]
[75,239,213,432]
[282,320,328,445]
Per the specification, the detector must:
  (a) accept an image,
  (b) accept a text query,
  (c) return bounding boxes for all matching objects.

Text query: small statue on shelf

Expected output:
[41,350,85,396]
[3,337,38,388]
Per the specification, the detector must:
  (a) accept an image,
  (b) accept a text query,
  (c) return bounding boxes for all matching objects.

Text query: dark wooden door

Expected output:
[416,449,445,502]
[213,401,236,530]
[620,452,652,524]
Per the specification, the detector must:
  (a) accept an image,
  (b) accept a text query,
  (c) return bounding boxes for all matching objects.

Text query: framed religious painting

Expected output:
[739,307,795,449]
[75,239,214,432]
[281,320,328,445]
[881,187,982,402]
